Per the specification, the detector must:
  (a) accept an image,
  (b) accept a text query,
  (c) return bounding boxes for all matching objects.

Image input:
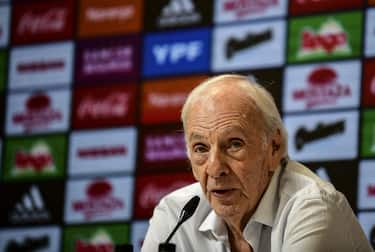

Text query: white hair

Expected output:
[181,74,288,157]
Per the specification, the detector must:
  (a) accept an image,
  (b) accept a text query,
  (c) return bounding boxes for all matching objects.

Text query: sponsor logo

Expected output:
[139,129,190,172]
[17,9,67,35]
[298,19,350,58]
[72,180,124,221]
[73,85,136,129]
[5,235,49,252]
[78,0,141,37]
[295,120,345,151]
[226,29,272,59]
[0,182,64,225]
[69,128,136,176]
[293,66,351,108]
[3,135,66,181]
[223,0,278,18]
[79,94,129,118]
[78,93,129,119]
[288,12,362,63]
[13,141,55,175]
[212,20,285,71]
[141,76,204,124]
[64,224,129,252]
[143,28,210,77]
[153,40,203,65]
[9,42,73,90]
[10,185,51,223]
[86,5,134,22]
[75,230,114,252]
[144,133,186,162]
[0,226,61,252]
[77,145,127,158]
[65,177,133,223]
[285,111,358,161]
[12,93,62,132]
[284,61,360,112]
[12,1,73,44]
[7,90,71,135]
[17,59,64,73]
[76,36,139,83]
[83,46,132,75]
[158,0,201,27]
[215,0,287,23]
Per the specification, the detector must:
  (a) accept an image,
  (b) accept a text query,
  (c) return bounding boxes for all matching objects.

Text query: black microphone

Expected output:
[158,196,200,252]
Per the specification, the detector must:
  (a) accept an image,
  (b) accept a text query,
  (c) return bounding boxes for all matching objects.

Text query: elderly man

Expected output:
[141,74,373,252]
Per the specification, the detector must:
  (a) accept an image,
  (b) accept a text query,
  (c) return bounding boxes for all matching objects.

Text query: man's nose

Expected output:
[206,147,229,178]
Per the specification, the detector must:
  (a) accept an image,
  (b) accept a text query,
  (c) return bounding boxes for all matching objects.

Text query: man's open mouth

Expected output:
[211,189,236,196]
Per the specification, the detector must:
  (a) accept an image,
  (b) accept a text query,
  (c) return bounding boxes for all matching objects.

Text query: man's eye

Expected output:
[193,144,208,153]
[229,139,244,149]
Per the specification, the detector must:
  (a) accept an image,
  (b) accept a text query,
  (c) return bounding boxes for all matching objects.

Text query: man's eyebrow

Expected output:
[221,125,247,135]
[189,132,206,142]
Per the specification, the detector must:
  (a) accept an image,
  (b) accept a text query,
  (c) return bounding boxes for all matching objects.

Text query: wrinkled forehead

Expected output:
[185,86,262,134]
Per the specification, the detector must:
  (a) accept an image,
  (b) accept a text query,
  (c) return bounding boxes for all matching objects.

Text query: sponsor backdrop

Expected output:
[0,0,374,251]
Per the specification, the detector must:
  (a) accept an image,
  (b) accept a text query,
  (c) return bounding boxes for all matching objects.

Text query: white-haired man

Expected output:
[142,75,373,252]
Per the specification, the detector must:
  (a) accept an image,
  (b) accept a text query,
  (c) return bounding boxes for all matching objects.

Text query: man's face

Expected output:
[185,85,280,221]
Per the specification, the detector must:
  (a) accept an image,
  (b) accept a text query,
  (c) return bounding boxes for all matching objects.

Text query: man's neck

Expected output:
[227,223,253,252]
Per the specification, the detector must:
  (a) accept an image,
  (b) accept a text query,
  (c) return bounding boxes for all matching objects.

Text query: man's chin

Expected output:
[212,202,241,218]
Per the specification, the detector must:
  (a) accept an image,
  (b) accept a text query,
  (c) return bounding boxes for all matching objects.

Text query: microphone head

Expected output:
[179,196,200,223]
[164,196,200,244]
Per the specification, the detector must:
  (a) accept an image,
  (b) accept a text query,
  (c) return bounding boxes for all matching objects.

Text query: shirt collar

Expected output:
[250,161,283,227]
[198,161,285,238]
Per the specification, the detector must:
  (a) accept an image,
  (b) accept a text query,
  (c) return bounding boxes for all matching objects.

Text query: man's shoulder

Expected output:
[281,160,345,207]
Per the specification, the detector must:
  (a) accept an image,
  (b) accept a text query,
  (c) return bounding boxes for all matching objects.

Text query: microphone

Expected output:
[158,196,200,252]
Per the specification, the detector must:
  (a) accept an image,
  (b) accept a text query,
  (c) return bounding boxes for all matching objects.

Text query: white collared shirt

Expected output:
[142,160,373,252]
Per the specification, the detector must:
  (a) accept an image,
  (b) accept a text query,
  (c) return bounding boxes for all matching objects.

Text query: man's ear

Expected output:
[269,128,282,172]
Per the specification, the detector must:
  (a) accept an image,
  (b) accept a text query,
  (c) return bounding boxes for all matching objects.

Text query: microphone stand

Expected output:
[158,243,176,252]
[158,196,200,252]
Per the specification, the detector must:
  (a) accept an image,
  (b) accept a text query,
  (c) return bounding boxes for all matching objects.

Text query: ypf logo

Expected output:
[153,41,203,65]
[143,28,210,77]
